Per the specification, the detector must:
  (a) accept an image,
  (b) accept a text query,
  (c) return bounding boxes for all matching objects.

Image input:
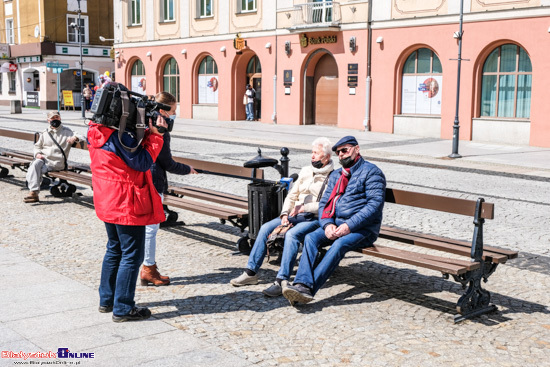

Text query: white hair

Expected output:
[312,137,332,156]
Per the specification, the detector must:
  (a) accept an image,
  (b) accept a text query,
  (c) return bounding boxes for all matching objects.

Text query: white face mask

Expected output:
[169,114,176,120]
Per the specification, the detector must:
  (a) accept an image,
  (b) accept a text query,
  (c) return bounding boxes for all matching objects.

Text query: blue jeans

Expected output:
[99,223,146,316]
[247,217,320,281]
[293,227,372,295]
[246,103,254,120]
[144,193,163,266]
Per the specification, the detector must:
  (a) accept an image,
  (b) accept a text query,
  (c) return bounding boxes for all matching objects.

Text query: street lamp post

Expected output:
[449,0,464,158]
[77,0,85,118]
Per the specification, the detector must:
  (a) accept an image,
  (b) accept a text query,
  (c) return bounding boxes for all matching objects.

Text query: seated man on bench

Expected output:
[283,136,386,305]
[230,137,334,297]
[24,111,84,203]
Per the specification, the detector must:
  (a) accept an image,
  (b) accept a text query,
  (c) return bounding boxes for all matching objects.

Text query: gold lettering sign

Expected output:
[300,34,337,47]
[234,33,246,51]
[300,34,309,48]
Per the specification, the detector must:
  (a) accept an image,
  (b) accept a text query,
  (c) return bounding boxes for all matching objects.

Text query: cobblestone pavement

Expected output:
[1,118,550,366]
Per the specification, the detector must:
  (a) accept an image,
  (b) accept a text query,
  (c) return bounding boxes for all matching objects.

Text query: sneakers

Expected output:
[230,271,258,286]
[262,280,287,297]
[282,283,314,305]
[98,305,113,313]
[112,307,151,323]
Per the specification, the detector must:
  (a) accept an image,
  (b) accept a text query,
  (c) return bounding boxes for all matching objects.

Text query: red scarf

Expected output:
[321,156,361,219]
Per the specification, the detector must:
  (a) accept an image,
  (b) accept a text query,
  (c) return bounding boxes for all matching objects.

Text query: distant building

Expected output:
[0,0,114,109]
[112,1,550,148]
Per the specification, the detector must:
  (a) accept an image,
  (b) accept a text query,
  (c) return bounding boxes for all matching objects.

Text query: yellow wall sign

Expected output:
[300,33,337,48]
[234,33,247,51]
[62,90,74,106]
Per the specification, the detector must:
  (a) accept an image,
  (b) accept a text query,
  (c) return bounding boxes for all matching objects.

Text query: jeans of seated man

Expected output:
[293,227,371,295]
[26,159,51,192]
[246,217,320,281]
[246,103,254,120]
[99,223,145,316]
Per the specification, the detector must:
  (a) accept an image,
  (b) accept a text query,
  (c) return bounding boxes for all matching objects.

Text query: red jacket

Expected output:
[87,123,165,226]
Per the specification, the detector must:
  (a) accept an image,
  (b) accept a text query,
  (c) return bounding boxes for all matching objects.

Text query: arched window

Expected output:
[247,56,261,74]
[401,48,442,115]
[130,59,146,93]
[480,44,531,118]
[163,57,179,101]
[198,55,218,104]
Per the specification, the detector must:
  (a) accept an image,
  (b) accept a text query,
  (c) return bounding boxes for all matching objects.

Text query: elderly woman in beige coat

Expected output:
[230,137,334,297]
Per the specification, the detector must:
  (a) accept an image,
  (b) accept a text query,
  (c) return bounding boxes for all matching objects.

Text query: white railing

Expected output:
[292,2,341,28]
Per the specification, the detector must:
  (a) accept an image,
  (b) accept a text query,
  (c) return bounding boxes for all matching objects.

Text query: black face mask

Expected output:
[311,160,324,169]
[339,156,355,168]
[50,119,61,128]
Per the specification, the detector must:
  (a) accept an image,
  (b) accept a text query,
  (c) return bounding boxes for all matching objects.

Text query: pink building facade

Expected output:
[113,1,550,148]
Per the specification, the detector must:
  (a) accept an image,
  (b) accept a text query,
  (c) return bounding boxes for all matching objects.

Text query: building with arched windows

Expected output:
[112,1,550,148]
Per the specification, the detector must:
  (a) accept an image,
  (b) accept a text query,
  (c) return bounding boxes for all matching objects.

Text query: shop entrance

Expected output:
[304,50,338,125]
[246,56,262,121]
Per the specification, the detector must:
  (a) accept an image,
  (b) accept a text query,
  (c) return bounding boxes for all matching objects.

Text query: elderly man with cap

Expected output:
[24,111,84,203]
[282,136,386,305]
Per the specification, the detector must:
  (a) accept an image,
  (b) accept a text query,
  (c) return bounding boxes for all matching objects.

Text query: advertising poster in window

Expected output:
[131,76,146,94]
[198,75,219,104]
[402,75,442,114]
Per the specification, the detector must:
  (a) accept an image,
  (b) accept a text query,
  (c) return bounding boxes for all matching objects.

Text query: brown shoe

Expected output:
[23,191,39,203]
[140,264,170,286]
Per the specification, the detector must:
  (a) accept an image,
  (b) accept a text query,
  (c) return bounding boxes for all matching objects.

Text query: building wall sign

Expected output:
[300,34,337,48]
[234,33,247,51]
[17,56,41,63]
[0,44,10,59]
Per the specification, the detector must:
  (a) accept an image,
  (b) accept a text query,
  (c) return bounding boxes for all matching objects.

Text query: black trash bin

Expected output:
[237,148,290,254]
[237,182,285,254]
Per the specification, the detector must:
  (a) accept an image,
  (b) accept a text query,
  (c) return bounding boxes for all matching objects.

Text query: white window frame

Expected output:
[5,18,14,45]
[198,0,213,18]
[130,0,142,25]
[67,15,89,44]
[239,0,256,13]
[160,0,175,22]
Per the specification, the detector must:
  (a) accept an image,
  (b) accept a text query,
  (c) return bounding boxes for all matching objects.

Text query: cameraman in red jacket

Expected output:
[87,116,168,322]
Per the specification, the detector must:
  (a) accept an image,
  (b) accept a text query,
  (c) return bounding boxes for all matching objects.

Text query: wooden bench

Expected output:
[355,188,518,322]
[163,156,263,233]
[0,129,39,177]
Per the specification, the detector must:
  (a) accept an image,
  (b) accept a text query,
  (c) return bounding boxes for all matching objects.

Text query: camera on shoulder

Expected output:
[91,82,174,134]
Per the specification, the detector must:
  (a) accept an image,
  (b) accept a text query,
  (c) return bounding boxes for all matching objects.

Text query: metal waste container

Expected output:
[237,147,290,253]
[247,182,284,241]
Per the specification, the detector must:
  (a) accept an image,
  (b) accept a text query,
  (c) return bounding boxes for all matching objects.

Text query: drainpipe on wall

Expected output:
[363,0,373,131]
[272,1,278,124]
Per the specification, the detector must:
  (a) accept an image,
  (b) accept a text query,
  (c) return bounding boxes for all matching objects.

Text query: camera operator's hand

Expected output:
[149,118,168,136]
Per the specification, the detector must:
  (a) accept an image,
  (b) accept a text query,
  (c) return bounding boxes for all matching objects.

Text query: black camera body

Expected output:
[91,82,174,133]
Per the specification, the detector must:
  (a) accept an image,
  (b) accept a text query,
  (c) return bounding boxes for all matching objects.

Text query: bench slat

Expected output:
[168,185,248,210]
[0,156,31,166]
[0,128,37,142]
[172,156,264,180]
[380,227,510,264]
[163,196,247,220]
[359,245,480,275]
[386,188,495,220]
[381,226,518,260]
[48,171,93,186]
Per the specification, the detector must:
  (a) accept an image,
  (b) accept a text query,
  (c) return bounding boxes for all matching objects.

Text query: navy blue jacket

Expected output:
[318,158,386,244]
[151,132,191,194]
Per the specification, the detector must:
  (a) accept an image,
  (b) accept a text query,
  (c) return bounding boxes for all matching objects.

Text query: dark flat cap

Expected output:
[332,136,359,151]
